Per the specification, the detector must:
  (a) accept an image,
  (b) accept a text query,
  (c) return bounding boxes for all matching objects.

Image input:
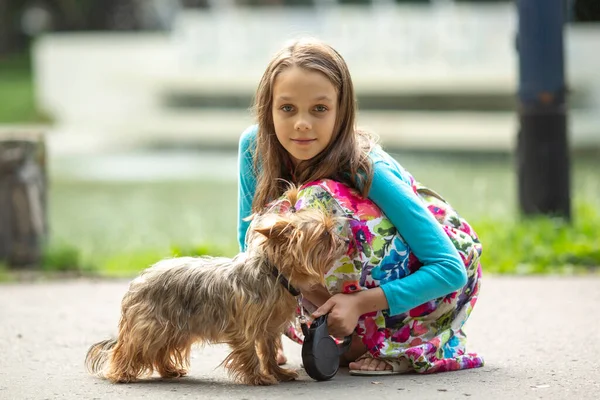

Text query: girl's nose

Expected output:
[294,118,311,132]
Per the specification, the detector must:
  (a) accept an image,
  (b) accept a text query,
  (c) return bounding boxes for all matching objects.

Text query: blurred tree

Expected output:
[572,0,600,22]
[181,0,210,7]
[45,0,143,31]
[0,0,156,56]
[517,0,571,220]
[236,0,314,5]
[236,0,281,5]
[0,0,27,55]
[339,0,371,4]
[283,0,314,5]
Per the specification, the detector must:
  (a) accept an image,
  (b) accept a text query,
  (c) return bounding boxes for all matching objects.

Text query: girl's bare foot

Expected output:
[348,357,392,372]
[341,334,392,372]
[273,335,288,365]
[277,346,287,365]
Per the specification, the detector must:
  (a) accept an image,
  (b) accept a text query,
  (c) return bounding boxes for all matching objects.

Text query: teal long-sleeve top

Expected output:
[237,125,467,316]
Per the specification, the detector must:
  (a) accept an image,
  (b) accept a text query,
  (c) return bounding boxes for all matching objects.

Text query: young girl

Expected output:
[237,38,483,375]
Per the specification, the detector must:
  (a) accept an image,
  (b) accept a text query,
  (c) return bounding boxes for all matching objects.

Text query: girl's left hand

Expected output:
[311,293,363,338]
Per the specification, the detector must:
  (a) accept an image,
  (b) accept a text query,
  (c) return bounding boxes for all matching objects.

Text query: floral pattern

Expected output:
[283,178,484,374]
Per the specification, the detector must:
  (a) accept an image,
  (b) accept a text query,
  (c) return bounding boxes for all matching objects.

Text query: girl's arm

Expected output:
[237,125,259,251]
[313,159,466,337]
[366,160,467,316]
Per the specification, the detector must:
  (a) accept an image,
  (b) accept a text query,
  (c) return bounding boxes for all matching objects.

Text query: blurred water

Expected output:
[48,150,600,260]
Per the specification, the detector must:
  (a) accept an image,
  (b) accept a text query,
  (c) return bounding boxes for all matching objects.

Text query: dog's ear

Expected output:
[253,214,293,242]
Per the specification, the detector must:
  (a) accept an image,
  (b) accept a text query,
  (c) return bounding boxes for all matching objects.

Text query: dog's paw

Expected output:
[245,374,279,386]
[160,369,188,379]
[108,373,138,384]
[275,368,298,382]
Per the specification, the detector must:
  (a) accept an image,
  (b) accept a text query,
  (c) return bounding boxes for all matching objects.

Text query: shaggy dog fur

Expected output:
[85,187,348,385]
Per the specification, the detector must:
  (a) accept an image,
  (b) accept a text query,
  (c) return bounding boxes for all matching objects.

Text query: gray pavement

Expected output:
[1,276,599,400]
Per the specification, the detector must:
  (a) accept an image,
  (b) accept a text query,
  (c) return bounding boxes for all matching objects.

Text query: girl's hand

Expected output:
[310,288,389,339]
[299,284,332,309]
[311,293,363,338]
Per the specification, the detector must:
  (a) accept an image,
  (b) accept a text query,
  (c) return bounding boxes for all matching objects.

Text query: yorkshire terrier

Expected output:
[85,187,348,386]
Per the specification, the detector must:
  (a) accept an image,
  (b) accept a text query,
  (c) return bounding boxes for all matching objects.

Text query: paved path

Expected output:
[1,276,599,399]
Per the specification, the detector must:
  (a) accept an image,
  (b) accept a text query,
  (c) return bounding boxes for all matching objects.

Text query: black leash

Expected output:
[270,266,302,297]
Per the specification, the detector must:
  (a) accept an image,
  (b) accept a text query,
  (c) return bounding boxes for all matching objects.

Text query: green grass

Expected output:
[2,148,599,281]
[25,199,599,280]
[94,243,238,278]
[46,179,240,272]
[2,152,598,280]
[475,202,600,275]
[0,52,51,123]
[2,203,599,281]
[0,263,15,282]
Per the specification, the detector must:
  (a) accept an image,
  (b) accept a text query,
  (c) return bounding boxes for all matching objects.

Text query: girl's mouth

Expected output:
[292,139,316,145]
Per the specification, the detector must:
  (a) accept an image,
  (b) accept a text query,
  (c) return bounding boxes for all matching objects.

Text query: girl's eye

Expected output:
[281,105,294,112]
[314,105,328,112]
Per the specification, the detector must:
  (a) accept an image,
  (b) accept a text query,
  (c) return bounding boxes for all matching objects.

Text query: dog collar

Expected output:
[271,267,302,297]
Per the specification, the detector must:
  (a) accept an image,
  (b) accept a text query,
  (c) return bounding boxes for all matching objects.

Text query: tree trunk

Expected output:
[0,130,47,268]
[0,0,11,55]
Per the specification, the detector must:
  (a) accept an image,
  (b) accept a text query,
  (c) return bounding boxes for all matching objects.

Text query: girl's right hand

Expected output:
[299,284,332,308]
[311,293,363,338]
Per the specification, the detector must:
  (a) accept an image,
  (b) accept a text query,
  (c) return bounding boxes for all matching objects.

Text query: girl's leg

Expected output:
[339,333,365,366]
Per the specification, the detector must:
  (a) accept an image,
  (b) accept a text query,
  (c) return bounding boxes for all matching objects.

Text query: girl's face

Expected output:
[271,66,338,167]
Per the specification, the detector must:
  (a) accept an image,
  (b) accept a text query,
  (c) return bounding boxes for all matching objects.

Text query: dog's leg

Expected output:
[106,314,172,382]
[154,336,191,379]
[106,336,151,383]
[223,338,278,386]
[257,335,298,382]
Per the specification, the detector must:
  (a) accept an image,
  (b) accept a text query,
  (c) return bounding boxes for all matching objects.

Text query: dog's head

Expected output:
[249,196,349,290]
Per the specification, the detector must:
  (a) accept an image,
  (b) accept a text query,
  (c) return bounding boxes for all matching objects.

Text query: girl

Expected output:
[237,38,483,375]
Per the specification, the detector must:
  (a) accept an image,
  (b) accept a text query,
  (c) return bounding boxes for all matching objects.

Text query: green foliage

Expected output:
[98,250,168,278]
[92,243,237,279]
[1,195,598,281]
[474,202,600,274]
[37,200,597,279]
[41,243,90,273]
[0,53,52,123]
[0,262,15,282]
[170,243,237,258]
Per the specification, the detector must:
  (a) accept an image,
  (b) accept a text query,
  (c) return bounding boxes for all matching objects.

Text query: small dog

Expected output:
[85,187,348,386]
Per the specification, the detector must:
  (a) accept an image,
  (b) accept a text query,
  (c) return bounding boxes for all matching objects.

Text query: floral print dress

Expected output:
[283,178,484,374]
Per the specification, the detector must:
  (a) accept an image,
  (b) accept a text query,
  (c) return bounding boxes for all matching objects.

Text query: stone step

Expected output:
[44,109,597,155]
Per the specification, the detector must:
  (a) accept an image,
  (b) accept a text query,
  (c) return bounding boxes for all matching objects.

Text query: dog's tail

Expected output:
[85,338,117,378]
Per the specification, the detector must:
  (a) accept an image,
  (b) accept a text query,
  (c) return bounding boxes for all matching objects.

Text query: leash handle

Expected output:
[301,313,353,381]
[303,314,353,350]
[296,298,352,350]
[301,320,310,337]
[339,333,353,353]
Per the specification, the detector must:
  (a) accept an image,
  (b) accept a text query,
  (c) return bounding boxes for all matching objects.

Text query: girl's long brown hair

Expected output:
[251,38,376,212]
